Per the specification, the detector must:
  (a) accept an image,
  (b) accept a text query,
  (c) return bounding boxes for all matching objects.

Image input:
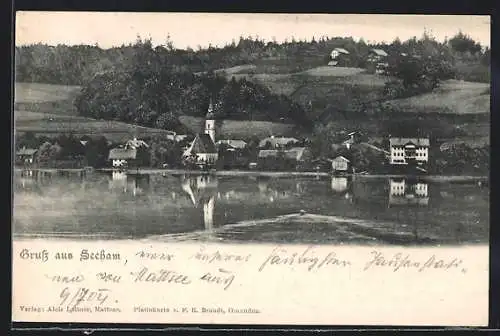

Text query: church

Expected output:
[182,99,219,168]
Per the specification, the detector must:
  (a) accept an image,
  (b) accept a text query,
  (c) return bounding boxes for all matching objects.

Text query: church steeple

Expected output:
[205,97,216,143]
[206,98,216,119]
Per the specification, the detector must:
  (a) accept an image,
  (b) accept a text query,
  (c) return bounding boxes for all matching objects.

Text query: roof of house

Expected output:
[259,137,299,148]
[184,133,217,155]
[16,148,38,156]
[126,138,149,148]
[108,147,137,160]
[216,139,247,149]
[370,48,388,57]
[258,147,310,161]
[284,147,309,161]
[332,47,350,54]
[258,150,279,158]
[332,155,350,162]
[390,137,430,147]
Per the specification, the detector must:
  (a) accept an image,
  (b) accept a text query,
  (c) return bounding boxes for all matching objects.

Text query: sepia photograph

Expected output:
[12,12,490,327]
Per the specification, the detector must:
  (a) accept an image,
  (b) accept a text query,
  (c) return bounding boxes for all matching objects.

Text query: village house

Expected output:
[182,100,219,168]
[16,147,38,165]
[389,137,430,168]
[367,48,389,74]
[108,147,137,168]
[108,136,149,168]
[328,47,350,66]
[259,136,299,149]
[342,131,363,149]
[331,156,351,174]
[388,179,429,206]
[257,147,312,171]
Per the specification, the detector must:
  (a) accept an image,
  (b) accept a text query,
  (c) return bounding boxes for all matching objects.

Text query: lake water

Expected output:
[12,171,489,245]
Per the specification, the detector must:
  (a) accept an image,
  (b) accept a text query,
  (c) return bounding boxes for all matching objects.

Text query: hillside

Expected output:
[14,83,179,142]
[383,80,490,114]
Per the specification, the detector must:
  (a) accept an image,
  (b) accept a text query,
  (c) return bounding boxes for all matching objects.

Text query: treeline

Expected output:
[16,31,490,86]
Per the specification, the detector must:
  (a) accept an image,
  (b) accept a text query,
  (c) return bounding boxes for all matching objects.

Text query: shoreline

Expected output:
[14,167,488,182]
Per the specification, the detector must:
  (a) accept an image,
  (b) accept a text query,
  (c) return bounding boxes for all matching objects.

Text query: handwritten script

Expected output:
[14,242,483,326]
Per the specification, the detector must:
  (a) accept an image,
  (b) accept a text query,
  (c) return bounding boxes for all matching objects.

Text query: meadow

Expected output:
[14,83,178,142]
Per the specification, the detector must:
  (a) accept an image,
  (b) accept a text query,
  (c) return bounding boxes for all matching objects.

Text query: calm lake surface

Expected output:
[13,171,489,245]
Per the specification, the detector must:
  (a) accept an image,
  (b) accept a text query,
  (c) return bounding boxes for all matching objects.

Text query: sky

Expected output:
[15,12,491,49]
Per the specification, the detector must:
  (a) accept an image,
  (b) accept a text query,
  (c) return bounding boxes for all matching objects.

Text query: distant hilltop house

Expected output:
[16,147,38,165]
[108,137,149,168]
[259,136,299,149]
[389,179,429,206]
[366,48,389,74]
[328,47,350,66]
[389,137,430,168]
[216,139,247,151]
[182,99,219,168]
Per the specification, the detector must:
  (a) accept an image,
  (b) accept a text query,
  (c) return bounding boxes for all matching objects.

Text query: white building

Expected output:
[389,137,430,166]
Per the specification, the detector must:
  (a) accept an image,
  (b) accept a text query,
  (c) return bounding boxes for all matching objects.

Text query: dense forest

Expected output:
[16,31,490,85]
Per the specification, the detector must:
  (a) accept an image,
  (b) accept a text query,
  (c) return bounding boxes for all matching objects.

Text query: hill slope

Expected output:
[14,83,178,142]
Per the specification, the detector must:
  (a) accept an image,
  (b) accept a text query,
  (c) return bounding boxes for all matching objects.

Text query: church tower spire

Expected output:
[205,98,216,143]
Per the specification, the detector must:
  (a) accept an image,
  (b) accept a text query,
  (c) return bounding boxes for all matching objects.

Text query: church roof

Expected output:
[184,133,217,155]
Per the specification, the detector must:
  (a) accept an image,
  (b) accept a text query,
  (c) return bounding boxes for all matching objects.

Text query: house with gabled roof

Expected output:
[16,147,38,165]
[331,156,351,174]
[329,47,351,66]
[108,147,137,168]
[367,48,389,74]
[259,136,299,149]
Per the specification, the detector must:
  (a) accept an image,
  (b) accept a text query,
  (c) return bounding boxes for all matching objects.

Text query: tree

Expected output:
[449,31,482,54]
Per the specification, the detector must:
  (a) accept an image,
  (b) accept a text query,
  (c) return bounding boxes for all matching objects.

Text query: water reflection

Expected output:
[180,174,218,231]
[331,176,353,202]
[12,171,489,245]
[108,171,150,196]
[388,178,429,207]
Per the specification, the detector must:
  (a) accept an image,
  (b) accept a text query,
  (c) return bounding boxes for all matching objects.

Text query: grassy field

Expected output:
[14,83,179,142]
[383,80,490,114]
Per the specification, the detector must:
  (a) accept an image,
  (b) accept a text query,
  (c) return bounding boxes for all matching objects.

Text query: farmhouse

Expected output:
[331,156,351,174]
[182,100,219,168]
[16,147,38,165]
[259,136,299,149]
[328,48,350,66]
[389,179,429,206]
[108,147,137,168]
[257,147,312,170]
[367,48,389,74]
[389,137,430,167]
